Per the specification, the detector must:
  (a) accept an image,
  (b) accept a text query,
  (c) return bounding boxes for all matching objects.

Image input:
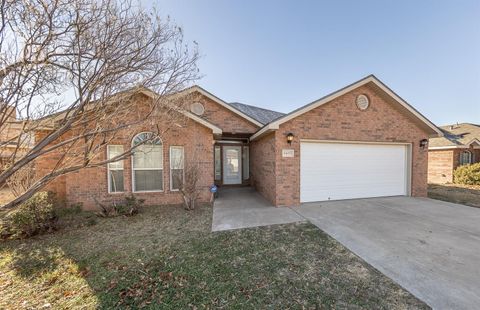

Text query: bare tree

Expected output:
[0,0,200,209]
[176,159,201,211]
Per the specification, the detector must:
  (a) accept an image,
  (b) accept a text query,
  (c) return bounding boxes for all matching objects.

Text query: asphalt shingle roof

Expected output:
[429,123,480,147]
[228,102,285,125]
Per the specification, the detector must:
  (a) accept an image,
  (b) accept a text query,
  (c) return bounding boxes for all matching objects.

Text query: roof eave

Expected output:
[186,86,264,127]
[251,75,443,140]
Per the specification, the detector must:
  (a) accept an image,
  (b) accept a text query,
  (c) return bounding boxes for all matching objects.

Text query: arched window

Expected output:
[459,150,472,165]
[132,132,163,192]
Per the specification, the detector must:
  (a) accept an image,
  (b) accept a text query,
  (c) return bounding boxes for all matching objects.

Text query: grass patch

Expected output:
[0,204,428,309]
[428,183,480,208]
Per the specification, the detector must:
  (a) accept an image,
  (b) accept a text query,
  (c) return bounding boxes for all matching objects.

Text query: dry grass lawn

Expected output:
[428,183,480,208]
[1,203,428,309]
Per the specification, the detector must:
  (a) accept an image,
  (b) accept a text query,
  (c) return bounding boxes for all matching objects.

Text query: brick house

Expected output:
[427,123,480,184]
[0,107,33,184]
[37,75,442,209]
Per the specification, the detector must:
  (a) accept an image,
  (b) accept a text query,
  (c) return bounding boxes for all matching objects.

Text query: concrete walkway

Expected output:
[211,187,304,231]
[297,197,480,310]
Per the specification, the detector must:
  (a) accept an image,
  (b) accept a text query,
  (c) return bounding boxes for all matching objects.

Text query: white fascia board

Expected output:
[249,123,279,141]
[188,86,263,127]
[181,111,222,135]
[428,146,465,150]
[429,139,480,150]
[466,138,480,147]
[368,77,443,137]
[140,89,222,135]
[251,75,443,140]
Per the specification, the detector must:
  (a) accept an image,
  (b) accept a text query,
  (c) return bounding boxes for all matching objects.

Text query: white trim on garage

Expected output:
[299,140,412,202]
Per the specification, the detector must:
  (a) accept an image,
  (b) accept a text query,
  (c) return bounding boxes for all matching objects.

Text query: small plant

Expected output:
[124,195,144,215]
[0,192,57,239]
[453,162,480,185]
[95,195,144,218]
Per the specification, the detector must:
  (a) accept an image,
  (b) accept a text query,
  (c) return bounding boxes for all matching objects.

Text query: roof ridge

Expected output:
[229,101,285,115]
[440,123,480,128]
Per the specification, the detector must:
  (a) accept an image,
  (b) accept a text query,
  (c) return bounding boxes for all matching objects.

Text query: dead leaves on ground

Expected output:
[115,267,189,308]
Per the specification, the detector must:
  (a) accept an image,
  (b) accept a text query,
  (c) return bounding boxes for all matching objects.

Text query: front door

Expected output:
[223,146,242,184]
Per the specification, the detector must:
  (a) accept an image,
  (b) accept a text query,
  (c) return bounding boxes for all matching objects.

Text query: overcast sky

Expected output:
[145,0,479,126]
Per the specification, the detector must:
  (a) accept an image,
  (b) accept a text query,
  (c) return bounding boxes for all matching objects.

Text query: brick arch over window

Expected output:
[131,132,164,192]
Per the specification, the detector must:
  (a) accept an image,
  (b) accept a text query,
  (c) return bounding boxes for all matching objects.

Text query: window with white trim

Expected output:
[170,146,184,191]
[132,132,163,192]
[459,150,472,165]
[107,145,124,193]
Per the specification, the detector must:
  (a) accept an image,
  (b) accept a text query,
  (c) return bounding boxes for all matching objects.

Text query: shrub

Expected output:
[453,162,480,185]
[55,203,83,217]
[1,192,57,239]
[95,195,144,217]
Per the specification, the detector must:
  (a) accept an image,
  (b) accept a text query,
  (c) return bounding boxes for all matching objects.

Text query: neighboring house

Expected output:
[38,75,442,209]
[0,107,33,184]
[428,123,480,184]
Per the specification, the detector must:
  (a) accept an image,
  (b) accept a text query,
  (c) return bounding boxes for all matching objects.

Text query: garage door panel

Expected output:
[300,142,408,202]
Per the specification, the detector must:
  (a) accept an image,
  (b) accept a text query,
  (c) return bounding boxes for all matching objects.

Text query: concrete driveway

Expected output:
[297,197,480,310]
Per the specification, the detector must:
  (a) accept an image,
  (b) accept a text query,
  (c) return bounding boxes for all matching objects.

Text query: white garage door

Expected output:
[300,141,409,202]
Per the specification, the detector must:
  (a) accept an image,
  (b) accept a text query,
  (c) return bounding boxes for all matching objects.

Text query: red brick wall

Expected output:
[250,132,277,204]
[199,96,259,134]
[271,84,431,206]
[34,130,67,204]
[64,120,213,210]
[35,94,216,210]
[427,150,454,184]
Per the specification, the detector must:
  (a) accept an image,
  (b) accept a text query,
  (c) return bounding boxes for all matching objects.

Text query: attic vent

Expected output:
[190,102,205,116]
[356,94,369,111]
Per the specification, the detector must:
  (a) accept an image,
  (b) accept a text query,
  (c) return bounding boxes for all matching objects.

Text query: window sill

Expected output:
[132,190,164,193]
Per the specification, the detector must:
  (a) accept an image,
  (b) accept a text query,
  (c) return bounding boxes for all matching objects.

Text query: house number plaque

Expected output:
[282,149,295,158]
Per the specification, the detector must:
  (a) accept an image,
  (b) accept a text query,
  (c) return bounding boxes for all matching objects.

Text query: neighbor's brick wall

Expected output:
[272,84,431,206]
[428,147,480,184]
[199,96,259,134]
[428,150,454,184]
[250,132,277,205]
[452,148,480,170]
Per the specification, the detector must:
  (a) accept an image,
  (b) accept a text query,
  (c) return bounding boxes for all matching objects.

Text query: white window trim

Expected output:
[107,145,125,194]
[131,132,164,193]
[169,146,185,191]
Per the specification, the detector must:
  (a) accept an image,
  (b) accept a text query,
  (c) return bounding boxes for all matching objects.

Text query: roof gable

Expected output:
[138,88,222,135]
[429,123,480,149]
[251,75,442,141]
[178,86,263,127]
